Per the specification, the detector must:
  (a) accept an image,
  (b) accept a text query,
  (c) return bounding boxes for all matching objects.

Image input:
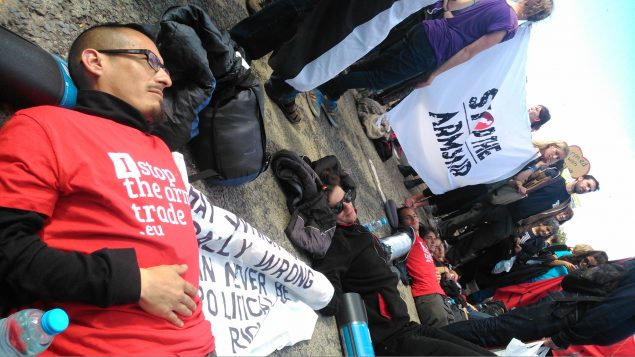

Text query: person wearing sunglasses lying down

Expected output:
[311,168,494,356]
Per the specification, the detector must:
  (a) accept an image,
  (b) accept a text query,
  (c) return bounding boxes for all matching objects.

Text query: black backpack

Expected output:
[189,75,270,186]
[148,5,270,186]
[561,263,627,297]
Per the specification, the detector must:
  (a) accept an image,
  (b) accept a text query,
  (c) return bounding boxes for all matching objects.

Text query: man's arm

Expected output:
[0,207,140,308]
[0,207,196,326]
[416,30,507,88]
[312,230,353,316]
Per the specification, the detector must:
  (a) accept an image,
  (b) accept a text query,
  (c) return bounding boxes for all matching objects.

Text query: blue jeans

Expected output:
[266,74,300,104]
[318,24,437,100]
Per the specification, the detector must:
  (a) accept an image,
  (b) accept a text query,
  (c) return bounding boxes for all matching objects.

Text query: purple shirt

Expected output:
[422,0,518,65]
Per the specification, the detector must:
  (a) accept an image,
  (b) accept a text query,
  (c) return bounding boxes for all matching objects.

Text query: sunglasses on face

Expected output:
[96,49,170,75]
[331,190,353,214]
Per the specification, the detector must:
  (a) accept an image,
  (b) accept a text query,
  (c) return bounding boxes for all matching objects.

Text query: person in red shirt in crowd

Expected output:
[0,24,214,355]
[398,207,455,327]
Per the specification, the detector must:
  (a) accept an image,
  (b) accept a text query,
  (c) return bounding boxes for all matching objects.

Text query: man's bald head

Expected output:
[68,23,153,89]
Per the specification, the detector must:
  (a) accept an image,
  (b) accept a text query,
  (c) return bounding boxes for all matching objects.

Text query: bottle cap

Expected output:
[379,217,388,225]
[41,308,69,335]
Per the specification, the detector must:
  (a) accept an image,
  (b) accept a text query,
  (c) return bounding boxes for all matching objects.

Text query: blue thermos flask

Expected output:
[337,292,375,356]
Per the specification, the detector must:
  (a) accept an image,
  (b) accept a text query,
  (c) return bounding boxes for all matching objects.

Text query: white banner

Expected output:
[284,0,436,91]
[387,24,538,194]
[189,187,334,356]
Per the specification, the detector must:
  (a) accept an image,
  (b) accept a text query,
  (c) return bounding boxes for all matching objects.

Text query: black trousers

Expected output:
[376,322,495,356]
[445,207,514,265]
[229,0,316,61]
[442,293,580,348]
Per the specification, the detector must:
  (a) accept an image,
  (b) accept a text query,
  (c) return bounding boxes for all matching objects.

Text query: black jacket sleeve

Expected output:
[0,207,141,316]
[312,229,353,316]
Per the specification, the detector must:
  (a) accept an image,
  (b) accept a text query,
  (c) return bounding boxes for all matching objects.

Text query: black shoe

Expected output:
[246,0,263,15]
[404,179,420,189]
[398,165,413,177]
[265,80,302,124]
[321,95,340,128]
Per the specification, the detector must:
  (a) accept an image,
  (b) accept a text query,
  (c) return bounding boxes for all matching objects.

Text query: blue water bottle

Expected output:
[363,217,388,233]
[0,308,69,356]
[337,293,375,356]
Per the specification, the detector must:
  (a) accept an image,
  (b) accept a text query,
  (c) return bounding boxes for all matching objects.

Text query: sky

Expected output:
[525,0,635,259]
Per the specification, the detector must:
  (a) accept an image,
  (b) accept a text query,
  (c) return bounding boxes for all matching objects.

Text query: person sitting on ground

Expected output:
[444,215,560,271]
[572,243,593,256]
[0,24,214,355]
[397,207,456,328]
[410,215,495,322]
[442,258,635,351]
[313,169,494,356]
[467,250,609,301]
[513,218,560,263]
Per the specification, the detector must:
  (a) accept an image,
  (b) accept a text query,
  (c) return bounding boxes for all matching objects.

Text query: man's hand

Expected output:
[551,260,578,271]
[514,237,522,254]
[139,264,197,327]
[542,337,563,350]
[515,182,528,196]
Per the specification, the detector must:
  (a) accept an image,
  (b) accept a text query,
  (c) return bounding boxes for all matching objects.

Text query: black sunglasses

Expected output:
[96,49,170,75]
[331,190,353,214]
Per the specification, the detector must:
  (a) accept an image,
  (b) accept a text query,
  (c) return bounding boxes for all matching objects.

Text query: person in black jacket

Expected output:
[443,259,635,350]
[312,169,494,356]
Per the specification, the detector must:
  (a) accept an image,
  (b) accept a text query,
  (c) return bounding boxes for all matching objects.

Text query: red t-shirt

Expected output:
[553,336,635,357]
[0,106,214,355]
[406,234,445,297]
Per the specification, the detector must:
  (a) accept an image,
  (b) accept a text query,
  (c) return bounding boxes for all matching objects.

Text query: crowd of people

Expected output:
[1,0,633,356]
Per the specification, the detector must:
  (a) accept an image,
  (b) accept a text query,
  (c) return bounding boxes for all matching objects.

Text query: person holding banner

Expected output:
[404,139,570,222]
[313,169,494,356]
[314,0,553,118]
[263,0,435,124]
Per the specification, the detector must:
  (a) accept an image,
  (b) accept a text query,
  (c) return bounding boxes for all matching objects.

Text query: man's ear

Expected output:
[80,49,104,79]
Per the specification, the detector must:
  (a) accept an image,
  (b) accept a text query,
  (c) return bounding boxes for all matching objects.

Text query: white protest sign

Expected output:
[189,187,334,356]
[387,24,538,194]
